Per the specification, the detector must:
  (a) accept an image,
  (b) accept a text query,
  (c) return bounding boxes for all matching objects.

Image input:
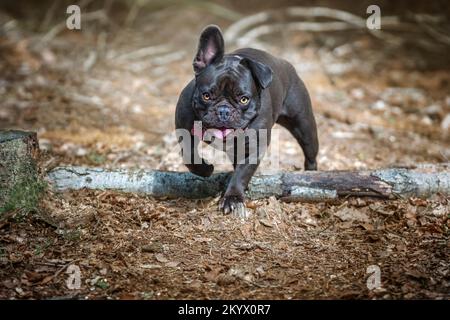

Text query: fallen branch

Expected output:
[2,131,449,203]
[224,6,406,47]
[47,164,450,201]
[223,6,450,51]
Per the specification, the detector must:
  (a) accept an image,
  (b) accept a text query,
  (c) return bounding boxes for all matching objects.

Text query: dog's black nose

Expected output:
[217,106,231,122]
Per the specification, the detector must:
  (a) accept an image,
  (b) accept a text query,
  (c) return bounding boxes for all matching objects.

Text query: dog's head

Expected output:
[191,25,273,139]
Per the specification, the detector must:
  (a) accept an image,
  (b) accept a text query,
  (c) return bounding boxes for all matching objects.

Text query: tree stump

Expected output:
[0,130,41,215]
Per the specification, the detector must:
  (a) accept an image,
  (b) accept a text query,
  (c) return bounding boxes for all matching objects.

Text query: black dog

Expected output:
[175,25,318,218]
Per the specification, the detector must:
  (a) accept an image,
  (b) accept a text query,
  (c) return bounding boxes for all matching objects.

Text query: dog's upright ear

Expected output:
[243,58,273,89]
[193,25,225,74]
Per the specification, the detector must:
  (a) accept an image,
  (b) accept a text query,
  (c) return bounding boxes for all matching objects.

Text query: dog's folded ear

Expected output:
[242,58,273,89]
[193,25,224,74]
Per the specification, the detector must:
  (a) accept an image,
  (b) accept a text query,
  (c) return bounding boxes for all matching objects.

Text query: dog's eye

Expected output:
[239,96,250,105]
[202,93,211,101]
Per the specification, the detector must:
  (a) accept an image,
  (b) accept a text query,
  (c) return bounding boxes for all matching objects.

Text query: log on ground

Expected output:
[47,164,450,201]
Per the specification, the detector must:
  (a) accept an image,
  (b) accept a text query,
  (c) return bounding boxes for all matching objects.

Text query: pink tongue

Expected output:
[211,128,233,140]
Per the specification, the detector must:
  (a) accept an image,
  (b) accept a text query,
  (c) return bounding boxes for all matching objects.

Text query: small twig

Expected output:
[189,1,242,21]
[0,208,19,223]
[420,22,450,46]
[439,150,449,162]
[113,44,172,61]
[111,151,133,166]
[124,0,141,27]
[35,261,67,267]
[151,51,186,65]
[96,31,108,53]
[0,209,20,229]
[54,260,76,279]
[64,92,104,108]
[103,0,115,15]
[39,1,59,31]
[35,259,79,287]
[83,51,97,72]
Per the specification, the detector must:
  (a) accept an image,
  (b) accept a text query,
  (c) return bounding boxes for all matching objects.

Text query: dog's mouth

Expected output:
[191,127,234,140]
[208,127,234,140]
[191,126,253,141]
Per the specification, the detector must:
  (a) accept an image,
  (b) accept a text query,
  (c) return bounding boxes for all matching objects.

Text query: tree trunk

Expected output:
[47,164,450,201]
[0,130,41,214]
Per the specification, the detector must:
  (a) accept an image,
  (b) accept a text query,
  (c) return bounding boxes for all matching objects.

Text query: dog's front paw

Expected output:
[219,195,249,219]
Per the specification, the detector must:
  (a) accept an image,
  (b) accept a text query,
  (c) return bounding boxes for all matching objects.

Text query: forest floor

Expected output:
[0,1,449,299]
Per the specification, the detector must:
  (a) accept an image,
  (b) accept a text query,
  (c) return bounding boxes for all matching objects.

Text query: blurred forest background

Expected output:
[0,0,449,300]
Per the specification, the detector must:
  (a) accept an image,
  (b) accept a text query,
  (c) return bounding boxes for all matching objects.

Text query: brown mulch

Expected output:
[0,190,448,299]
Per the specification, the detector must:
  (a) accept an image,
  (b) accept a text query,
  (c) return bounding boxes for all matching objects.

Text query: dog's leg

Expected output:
[278,80,319,171]
[175,81,214,177]
[220,129,270,218]
[279,115,318,170]
[181,135,214,177]
[219,163,258,218]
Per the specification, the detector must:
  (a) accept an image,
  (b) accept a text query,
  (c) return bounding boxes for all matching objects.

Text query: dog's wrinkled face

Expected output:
[191,26,272,139]
[194,56,257,131]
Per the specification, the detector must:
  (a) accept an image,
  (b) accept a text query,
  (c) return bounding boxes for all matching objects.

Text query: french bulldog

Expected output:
[175,25,318,218]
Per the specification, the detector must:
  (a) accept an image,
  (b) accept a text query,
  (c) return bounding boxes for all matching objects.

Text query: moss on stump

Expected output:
[0,130,42,215]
